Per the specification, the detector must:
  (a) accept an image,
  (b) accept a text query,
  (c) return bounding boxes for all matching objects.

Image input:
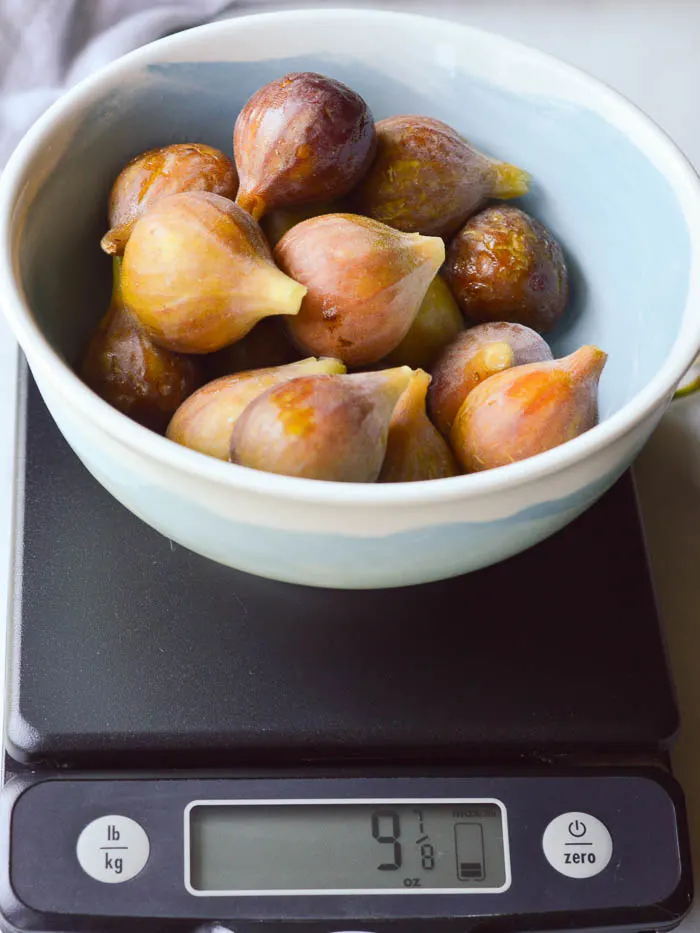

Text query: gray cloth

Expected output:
[0,0,245,167]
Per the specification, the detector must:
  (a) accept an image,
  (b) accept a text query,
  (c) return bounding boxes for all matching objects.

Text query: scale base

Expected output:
[8,373,679,770]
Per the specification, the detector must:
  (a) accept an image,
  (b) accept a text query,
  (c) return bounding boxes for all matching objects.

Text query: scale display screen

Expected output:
[186,799,509,895]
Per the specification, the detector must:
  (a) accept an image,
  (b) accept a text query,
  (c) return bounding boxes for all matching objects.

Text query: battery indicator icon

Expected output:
[454,822,485,882]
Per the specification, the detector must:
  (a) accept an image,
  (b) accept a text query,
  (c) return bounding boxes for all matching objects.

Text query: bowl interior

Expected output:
[14,11,691,423]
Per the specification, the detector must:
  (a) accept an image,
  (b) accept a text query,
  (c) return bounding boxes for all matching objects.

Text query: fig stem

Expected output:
[375,365,414,398]
[261,271,308,316]
[563,345,607,379]
[100,222,133,257]
[491,161,531,199]
[413,235,446,267]
[236,191,266,221]
[409,368,432,398]
[482,341,515,372]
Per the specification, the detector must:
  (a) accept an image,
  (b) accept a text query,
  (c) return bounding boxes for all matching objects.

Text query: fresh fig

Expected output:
[450,346,607,471]
[230,367,412,481]
[121,191,307,354]
[275,213,445,366]
[101,143,238,256]
[352,115,530,237]
[234,72,376,221]
[443,205,568,333]
[81,258,202,431]
[428,322,553,438]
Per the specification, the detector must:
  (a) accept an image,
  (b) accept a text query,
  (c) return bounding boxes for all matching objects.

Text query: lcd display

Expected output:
[188,800,507,894]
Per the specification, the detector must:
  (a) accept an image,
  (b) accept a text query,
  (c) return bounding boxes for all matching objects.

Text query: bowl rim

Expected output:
[2,6,700,508]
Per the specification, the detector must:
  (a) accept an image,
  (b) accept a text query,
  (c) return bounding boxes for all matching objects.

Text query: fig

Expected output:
[80,258,202,432]
[234,72,376,221]
[203,317,300,380]
[121,191,307,354]
[380,370,459,483]
[428,322,553,438]
[101,143,238,256]
[275,213,445,366]
[383,275,463,370]
[261,199,339,248]
[450,345,607,472]
[443,205,568,333]
[351,115,530,238]
[230,366,413,482]
[167,357,345,460]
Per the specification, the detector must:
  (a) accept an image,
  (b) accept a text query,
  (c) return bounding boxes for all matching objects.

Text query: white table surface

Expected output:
[2,0,700,927]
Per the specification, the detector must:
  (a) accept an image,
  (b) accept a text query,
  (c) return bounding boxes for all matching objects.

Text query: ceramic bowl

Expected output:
[2,9,700,588]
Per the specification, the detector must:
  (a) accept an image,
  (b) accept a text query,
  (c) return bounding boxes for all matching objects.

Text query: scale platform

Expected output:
[0,372,692,933]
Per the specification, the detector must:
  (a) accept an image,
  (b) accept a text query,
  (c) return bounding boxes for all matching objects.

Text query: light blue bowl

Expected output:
[1,9,700,587]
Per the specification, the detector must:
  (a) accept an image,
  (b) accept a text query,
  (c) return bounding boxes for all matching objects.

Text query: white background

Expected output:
[2,0,700,928]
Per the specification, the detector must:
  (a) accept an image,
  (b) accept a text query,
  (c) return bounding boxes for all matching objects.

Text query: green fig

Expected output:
[383,275,464,370]
[380,370,459,482]
[230,366,413,481]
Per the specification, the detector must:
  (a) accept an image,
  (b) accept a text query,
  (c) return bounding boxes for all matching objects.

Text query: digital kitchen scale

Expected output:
[0,369,692,933]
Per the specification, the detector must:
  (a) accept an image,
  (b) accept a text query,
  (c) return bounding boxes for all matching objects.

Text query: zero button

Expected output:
[542,811,613,879]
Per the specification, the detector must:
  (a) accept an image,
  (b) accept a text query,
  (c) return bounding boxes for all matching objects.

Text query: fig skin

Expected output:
[80,258,202,432]
[380,370,459,483]
[101,143,238,256]
[383,275,463,370]
[230,367,412,482]
[443,205,569,333]
[121,191,307,354]
[351,115,530,238]
[203,317,301,380]
[275,213,445,367]
[428,322,553,438]
[450,345,607,472]
[234,72,376,221]
[167,357,345,461]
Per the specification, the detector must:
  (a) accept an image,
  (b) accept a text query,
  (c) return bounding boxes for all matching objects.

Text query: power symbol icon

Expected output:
[543,812,612,878]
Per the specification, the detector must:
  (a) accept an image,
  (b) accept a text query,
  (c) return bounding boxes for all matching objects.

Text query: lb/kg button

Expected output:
[76,815,150,883]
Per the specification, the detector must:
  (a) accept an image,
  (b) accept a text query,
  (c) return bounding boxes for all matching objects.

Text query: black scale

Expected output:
[0,368,692,932]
